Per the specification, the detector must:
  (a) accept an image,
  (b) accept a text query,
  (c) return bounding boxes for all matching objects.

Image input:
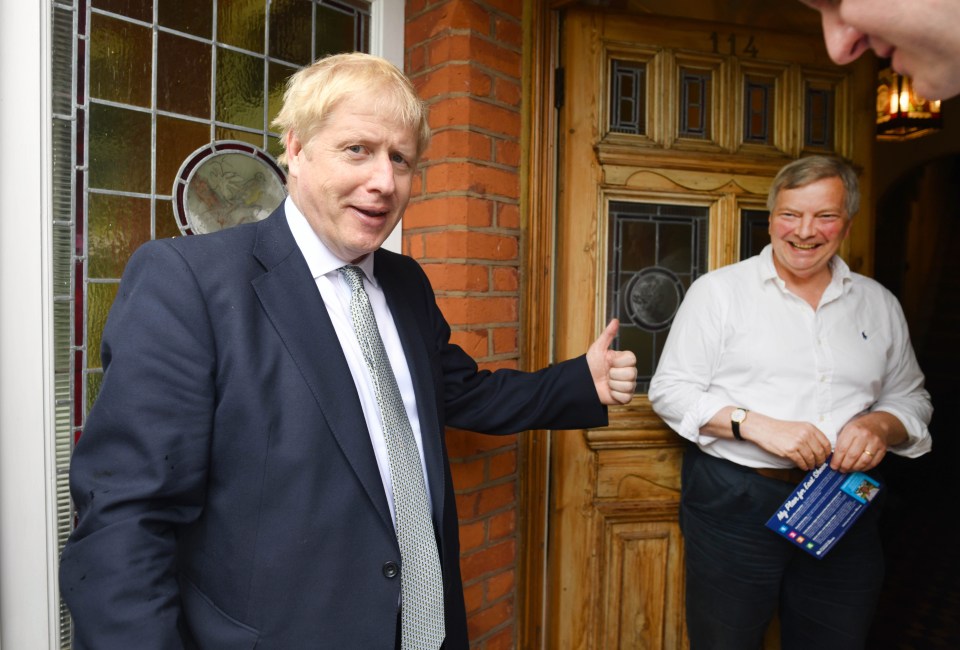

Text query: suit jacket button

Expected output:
[383,561,399,579]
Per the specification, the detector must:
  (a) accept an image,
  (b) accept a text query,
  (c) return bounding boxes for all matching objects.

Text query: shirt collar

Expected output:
[284,196,378,286]
[758,243,852,298]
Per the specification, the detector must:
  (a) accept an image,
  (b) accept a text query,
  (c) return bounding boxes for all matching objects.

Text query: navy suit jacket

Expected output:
[59,207,607,649]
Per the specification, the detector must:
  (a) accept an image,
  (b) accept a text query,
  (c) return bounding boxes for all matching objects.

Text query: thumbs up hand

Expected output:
[586,319,637,405]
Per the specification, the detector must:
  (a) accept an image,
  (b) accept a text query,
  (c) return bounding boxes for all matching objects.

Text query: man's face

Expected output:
[768,176,851,287]
[800,0,960,100]
[285,93,418,263]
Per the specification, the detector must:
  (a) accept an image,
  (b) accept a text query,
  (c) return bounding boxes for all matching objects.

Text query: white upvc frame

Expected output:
[0,2,403,647]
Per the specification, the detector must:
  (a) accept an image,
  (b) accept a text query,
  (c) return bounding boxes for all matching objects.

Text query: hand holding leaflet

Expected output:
[765,456,881,558]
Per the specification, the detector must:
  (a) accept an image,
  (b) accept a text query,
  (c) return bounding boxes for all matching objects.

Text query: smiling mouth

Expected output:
[354,206,390,218]
[790,242,819,250]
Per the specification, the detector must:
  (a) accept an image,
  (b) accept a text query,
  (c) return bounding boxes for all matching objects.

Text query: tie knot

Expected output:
[340,265,365,291]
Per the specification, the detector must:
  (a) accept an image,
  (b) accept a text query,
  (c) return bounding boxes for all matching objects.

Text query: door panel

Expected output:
[541,7,874,648]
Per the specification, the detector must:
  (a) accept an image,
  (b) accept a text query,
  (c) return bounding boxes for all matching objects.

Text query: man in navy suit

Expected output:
[59,52,637,649]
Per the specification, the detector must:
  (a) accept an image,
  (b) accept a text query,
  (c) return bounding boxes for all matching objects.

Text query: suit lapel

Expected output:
[250,210,395,534]
[376,251,447,526]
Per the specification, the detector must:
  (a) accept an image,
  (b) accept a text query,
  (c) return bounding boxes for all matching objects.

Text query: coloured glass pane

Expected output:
[156,200,181,239]
[679,69,711,139]
[266,135,284,161]
[315,4,359,57]
[740,209,770,260]
[270,0,313,65]
[268,61,298,131]
[157,115,212,195]
[216,47,266,130]
[744,76,774,144]
[805,83,835,149]
[610,59,646,135]
[89,13,152,107]
[88,103,152,193]
[159,0,213,38]
[218,0,266,53]
[87,193,152,279]
[215,127,262,147]
[86,372,104,417]
[157,31,212,118]
[86,282,120,369]
[92,0,153,23]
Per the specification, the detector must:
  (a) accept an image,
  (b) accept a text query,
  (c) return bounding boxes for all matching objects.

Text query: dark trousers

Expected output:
[680,446,885,650]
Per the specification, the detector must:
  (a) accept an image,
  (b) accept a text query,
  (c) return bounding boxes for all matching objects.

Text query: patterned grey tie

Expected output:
[339,265,445,650]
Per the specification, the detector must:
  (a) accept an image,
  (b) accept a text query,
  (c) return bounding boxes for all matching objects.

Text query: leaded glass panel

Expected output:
[270,0,314,64]
[92,0,153,23]
[157,31,212,117]
[607,201,709,392]
[679,68,711,139]
[805,82,835,149]
[744,75,774,144]
[740,208,770,260]
[89,12,152,107]
[156,115,212,193]
[609,59,646,136]
[218,0,266,53]
[87,193,152,278]
[217,47,266,130]
[159,0,214,38]
[88,103,152,193]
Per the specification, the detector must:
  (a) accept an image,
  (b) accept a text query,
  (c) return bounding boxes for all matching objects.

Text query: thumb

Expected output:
[594,318,620,351]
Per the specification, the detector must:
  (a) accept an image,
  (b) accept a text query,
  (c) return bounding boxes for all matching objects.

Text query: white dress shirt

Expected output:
[285,197,432,525]
[649,244,932,469]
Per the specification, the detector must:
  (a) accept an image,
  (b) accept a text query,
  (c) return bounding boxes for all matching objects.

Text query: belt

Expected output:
[752,466,808,484]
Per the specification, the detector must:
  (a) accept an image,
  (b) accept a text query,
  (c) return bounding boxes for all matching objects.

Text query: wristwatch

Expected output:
[731,408,748,441]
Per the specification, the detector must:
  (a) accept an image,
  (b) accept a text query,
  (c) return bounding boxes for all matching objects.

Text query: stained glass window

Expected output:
[607,201,709,393]
[743,75,774,145]
[805,81,835,150]
[740,208,770,260]
[679,68,711,139]
[610,59,646,135]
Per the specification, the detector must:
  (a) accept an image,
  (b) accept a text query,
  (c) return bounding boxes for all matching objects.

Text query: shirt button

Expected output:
[383,561,400,579]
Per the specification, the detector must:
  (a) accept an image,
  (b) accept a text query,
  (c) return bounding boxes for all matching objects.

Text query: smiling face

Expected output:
[768,176,852,290]
[285,92,418,263]
[800,0,960,99]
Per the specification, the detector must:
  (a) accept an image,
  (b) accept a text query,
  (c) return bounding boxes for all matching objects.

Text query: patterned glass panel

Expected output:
[607,201,709,392]
[157,31,212,117]
[87,193,152,278]
[156,199,181,240]
[216,126,263,146]
[270,0,314,65]
[679,68,711,139]
[92,0,153,22]
[159,0,214,38]
[88,103,152,193]
[86,282,120,370]
[268,61,298,128]
[156,115,213,195]
[89,13,152,107]
[805,82,835,149]
[609,59,646,136]
[316,3,363,57]
[217,46,266,130]
[744,75,774,144]
[740,208,770,260]
[218,0,266,53]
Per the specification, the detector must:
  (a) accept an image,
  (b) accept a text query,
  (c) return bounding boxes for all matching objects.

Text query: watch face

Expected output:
[732,408,746,423]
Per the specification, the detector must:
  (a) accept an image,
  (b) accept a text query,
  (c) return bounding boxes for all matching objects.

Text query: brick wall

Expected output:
[404,1,524,647]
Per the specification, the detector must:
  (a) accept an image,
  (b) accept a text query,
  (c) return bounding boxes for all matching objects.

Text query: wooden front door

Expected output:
[527,5,875,648]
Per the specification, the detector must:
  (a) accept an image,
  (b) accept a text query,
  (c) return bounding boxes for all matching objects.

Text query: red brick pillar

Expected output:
[405,1,524,647]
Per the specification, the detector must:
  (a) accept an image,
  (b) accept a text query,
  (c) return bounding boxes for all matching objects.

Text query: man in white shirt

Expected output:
[649,155,932,650]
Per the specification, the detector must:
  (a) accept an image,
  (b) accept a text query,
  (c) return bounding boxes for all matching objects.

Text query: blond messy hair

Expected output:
[272,52,430,167]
